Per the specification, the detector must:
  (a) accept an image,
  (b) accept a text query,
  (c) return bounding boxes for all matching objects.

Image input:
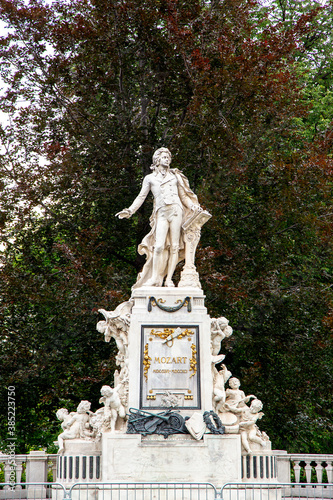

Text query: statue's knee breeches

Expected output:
[170,244,180,255]
[154,245,164,255]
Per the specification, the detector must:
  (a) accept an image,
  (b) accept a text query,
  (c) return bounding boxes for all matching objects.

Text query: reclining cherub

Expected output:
[56,400,93,453]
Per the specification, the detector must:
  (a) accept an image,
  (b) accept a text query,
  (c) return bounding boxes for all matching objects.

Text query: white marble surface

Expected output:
[102,433,242,484]
[128,287,213,414]
[58,439,101,455]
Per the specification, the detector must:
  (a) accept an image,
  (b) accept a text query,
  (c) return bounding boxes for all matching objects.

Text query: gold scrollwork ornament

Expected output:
[143,343,151,381]
[189,343,197,378]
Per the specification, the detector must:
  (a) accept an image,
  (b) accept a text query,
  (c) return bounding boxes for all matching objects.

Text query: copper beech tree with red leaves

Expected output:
[0,0,332,453]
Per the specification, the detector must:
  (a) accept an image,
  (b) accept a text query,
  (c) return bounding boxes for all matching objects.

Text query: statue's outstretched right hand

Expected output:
[116,209,132,219]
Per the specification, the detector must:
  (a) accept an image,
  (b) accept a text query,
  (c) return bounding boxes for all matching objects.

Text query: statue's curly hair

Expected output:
[150,147,172,170]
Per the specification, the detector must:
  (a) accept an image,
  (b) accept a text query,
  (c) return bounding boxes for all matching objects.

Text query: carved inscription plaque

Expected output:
[140,325,201,409]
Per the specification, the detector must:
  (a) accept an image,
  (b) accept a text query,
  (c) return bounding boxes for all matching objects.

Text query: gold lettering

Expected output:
[153,356,187,365]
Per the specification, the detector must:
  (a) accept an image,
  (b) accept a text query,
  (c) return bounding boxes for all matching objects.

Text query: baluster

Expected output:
[249,455,254,480]
[326,464,333,483]
[4,461,11,490]
[15,461,23,489]
[294,462,301,483]
[315,463,323,483]
[304,462,312,483]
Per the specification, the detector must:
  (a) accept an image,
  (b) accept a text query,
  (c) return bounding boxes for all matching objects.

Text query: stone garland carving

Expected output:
[148,296,192,312]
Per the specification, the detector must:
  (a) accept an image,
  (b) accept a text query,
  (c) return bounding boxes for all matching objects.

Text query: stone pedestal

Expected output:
[128,286,213,413]
[56,285,280,491]
[102,433,241,484]
[98,286,243,485]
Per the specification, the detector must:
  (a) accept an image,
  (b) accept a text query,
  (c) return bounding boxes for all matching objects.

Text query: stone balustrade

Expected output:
[275,453,333,484]
[0,451,56,496]
[56,453,101,483]
[290,454,333,483]
[274,453,333,500]
[1,450,333,488]
[241,452,278,481]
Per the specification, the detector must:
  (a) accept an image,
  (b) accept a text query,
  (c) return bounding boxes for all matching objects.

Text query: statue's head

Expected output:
[229,377,240,389]
[100,385,113,397]
[77,400,91,413]
[56,408,68,421]
[151,147,172,169]
[217,317,228,328]
[250,399,263,412]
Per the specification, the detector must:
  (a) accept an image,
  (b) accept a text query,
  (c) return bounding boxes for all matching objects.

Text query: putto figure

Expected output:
[226,398,268,453]
[56,401,93,454]
[116,148,201,288]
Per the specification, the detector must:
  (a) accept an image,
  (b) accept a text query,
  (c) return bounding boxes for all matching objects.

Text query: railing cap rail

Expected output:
[288,454,333,461]
[0,453,57,461]
[0,454,29,461]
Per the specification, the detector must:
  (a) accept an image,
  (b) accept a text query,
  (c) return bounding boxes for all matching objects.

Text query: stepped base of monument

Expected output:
[56,435,276,486]
[101,433,241,484]
[55,435,281,500]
